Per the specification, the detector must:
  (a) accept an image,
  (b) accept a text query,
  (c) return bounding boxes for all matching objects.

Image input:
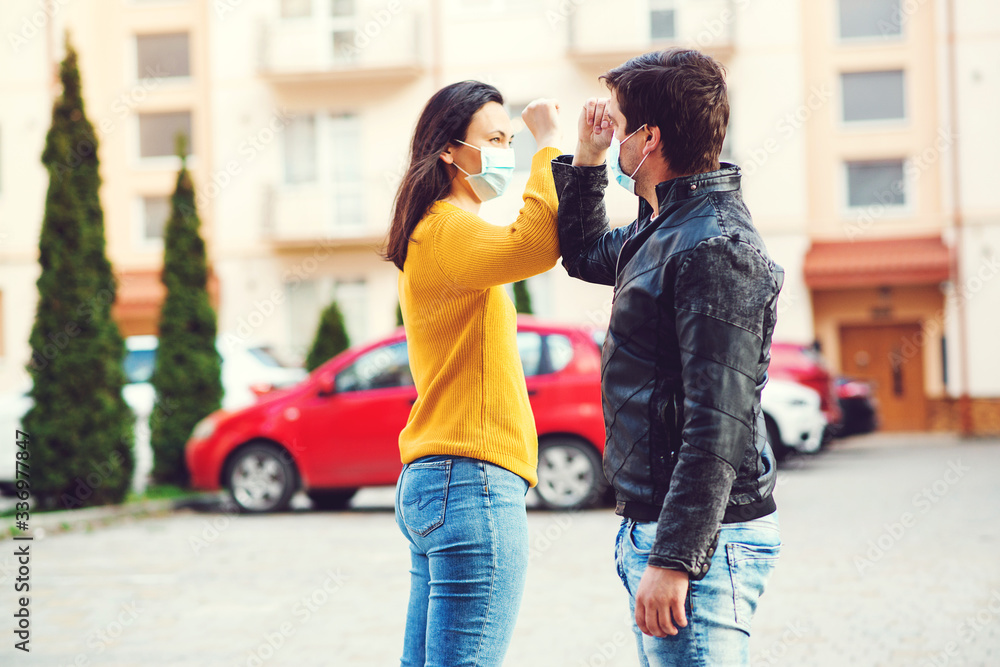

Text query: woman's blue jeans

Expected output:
[616,512,781,667]
[395,455,529,667]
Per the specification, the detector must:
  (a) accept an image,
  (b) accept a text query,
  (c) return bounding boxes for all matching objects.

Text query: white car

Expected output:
[0,336,306,496]
[761,378,827,459]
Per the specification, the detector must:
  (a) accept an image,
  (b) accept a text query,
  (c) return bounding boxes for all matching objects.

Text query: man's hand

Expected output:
[573,97,613,166]
[521,98,561,151]
[634,565,689,637]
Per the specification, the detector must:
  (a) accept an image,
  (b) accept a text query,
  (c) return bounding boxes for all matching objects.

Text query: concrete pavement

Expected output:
[1,433,998,666]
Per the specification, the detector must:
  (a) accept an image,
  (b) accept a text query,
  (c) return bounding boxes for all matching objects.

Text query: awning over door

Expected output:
[804,236,951,289]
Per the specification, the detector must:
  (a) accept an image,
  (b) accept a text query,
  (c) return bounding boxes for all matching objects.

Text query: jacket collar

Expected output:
[637,162,742,225]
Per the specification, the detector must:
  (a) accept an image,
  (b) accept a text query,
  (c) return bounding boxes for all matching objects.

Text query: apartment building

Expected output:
[0,0,996,433]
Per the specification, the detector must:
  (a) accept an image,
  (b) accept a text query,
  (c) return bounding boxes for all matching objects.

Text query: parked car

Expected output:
[761,379,827,460]
[836,377,878,436]
[187,318,831,512]
[0,336,304,496]
[770,342,842,433]
[186,319,608,513]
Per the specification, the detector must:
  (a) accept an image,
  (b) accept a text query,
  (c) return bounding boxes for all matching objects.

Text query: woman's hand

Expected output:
[521,99,561,151]
[573,97,612,167]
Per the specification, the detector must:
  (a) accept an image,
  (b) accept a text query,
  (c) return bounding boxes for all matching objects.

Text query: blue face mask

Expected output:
[454,140,515,201]
[607,124,649,195]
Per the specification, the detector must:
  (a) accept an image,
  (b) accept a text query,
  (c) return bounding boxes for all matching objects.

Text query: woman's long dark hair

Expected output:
[382,81,504,271]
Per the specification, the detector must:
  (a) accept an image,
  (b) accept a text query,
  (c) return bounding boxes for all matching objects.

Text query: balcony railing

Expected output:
[259,7,425,84]
[262,183,383,248]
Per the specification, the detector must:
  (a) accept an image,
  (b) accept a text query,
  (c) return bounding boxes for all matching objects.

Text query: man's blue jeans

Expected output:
[615,512,781,667]
[395,455,529,667]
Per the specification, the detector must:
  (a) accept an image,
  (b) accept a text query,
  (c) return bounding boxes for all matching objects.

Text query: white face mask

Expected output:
[607,124,649,195]
[453,140,515,201]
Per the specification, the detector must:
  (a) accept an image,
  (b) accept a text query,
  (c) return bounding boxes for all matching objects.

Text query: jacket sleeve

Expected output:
[647,236,780,578]
[551,154,630,286]
[432,147,561,290]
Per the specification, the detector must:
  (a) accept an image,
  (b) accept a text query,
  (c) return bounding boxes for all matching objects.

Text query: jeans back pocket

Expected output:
[399,460,451,537]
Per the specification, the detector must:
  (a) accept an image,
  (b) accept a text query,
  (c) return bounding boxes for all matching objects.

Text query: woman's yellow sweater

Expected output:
[397,147,562,486]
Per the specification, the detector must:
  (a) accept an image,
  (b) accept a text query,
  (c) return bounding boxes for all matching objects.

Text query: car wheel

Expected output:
[535,438,607,511]
[765,416,792,462]
[225,442,298,513]
[307,489,358,511]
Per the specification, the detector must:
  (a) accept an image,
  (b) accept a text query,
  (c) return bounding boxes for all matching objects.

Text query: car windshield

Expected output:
[247,346,287,368]
[124,348,156,384]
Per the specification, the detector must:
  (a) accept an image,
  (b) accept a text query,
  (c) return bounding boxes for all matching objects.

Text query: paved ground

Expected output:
[1,433,998,666]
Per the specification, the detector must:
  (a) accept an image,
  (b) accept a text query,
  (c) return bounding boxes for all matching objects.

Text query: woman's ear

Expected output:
[439,144,454,165]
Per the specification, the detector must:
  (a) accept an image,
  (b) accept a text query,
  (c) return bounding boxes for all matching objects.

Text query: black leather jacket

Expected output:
[553,156,783,579]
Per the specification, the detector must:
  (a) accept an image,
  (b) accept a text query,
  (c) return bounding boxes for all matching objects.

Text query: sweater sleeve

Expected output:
[431,147,561,290]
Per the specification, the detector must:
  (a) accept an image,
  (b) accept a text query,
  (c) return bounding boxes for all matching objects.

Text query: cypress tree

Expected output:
[24,39,134,510]
[149,137,223,487]
[396,301,404,327]
[305,301,351,372]
[513,280,534,315]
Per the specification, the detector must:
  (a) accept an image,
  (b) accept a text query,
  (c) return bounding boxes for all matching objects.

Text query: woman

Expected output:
[384,81,561,666]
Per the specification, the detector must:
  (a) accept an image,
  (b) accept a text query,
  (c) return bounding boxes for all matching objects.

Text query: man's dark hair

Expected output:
[601,48,729,176]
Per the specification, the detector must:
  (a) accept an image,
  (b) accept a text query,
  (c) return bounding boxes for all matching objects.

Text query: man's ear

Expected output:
[439,144,455,165]
[642,126,661,157]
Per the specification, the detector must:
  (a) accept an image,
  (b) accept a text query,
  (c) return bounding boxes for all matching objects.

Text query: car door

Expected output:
[298,341,416,488]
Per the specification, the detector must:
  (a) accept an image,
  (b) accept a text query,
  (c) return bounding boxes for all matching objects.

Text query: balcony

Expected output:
[259,7,425,86]
[568,0,736,71]
[262,183,384,249]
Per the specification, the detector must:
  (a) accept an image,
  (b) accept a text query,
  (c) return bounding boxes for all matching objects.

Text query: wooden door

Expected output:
[840,324,927,431]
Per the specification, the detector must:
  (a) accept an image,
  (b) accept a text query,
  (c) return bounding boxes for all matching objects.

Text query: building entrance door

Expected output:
[840,324,927,431]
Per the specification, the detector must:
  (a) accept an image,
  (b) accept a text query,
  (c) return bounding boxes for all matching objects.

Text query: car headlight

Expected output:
[191,414,219,440]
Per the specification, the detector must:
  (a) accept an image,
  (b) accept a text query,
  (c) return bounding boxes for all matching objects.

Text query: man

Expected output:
[552,49,784,665]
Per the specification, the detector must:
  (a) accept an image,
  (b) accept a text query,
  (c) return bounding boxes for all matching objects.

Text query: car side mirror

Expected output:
[317,372,336,397]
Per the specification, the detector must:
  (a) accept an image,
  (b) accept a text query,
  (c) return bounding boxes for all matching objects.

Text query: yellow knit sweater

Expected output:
[397,147,562,486]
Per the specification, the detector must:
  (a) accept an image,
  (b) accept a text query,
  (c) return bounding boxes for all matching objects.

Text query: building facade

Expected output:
[0,0,997,433]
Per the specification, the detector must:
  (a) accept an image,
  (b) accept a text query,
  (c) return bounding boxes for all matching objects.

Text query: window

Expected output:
[284,115,318,184]
[518,332,543,377]
[331,0,354,17]
[838,0,901,39]
[333,280,367,347]
[650,0,676,41]
[547,335,575,374]
[846,159,905,208]
[141,196,171,242]
[285,278,367,359]
[124,348,156,384]
[138,111,192,159]
[281,0,311,18]
[330,114,363,228]
[842,70,905,122]
[335,342,412,392]
[136,33,190,79]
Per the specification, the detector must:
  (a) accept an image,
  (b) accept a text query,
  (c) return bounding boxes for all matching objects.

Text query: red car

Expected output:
[769,342,842,432]
[186,319,607,513]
